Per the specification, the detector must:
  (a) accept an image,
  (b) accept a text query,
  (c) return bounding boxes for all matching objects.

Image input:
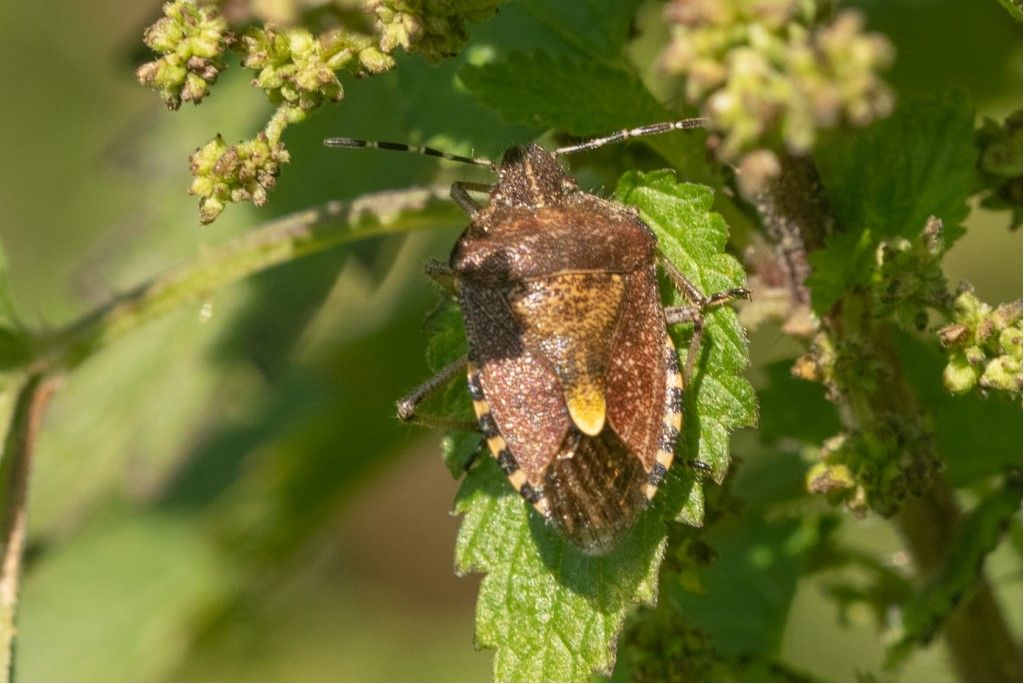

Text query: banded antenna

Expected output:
[554,118,709,156]
[323,137,494,169]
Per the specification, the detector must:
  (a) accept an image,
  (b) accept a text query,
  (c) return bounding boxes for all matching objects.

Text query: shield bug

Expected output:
[325,120,748,554]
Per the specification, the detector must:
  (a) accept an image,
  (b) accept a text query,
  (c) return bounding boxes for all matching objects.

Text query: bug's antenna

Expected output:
[324,137,495,169]
[554,118,709,156]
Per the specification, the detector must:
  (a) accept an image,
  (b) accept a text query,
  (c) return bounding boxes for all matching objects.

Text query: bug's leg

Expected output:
[451,181,491,217]
[396,354,477,431]
[687,458,713,476]
[664,305,699,325]
[424,259,458,295]
[664,304,704,380]
[659,251,751,309]
[659,252,750,383]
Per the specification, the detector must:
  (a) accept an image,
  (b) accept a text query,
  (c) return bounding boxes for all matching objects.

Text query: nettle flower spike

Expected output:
[136,0,234,110]
[188,133,290,225]
[661,0,894,194]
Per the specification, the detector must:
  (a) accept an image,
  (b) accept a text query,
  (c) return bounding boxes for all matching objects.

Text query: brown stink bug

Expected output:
[325,120,748,555]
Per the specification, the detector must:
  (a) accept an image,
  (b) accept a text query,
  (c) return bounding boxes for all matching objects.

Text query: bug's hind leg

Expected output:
[659,252,750,384]
[424,259,458,295]
[396,354,477,431]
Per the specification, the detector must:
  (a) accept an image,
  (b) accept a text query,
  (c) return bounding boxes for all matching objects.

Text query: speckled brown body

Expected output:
[451,145,683,555]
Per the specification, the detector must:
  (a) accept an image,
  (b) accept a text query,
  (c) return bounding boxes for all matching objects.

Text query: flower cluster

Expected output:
[806,425,937,517]
[366,0,504,62]
[136,0,234,110]
[661,0,894,193]
[241,25,393,115]
[137,0,504,223]
[870,217,950,332]
[188,134,290,224]
[938,290,1022,395]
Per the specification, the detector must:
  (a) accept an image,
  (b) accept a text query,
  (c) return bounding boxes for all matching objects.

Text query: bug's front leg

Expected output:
[396,354,478,432]
[659,252,750,384]
[450,181,492,217]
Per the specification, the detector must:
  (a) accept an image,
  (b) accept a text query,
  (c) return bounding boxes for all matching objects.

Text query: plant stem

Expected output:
[34,187,463,372]
[759,153,1022,682]
[0,374,58,682]
[897,478,1022,682]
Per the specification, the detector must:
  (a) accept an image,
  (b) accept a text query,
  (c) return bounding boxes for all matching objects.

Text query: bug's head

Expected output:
[493,144,577,209]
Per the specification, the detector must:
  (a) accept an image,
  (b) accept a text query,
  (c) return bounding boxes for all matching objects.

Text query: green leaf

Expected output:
[17,502,227,681]
[512,0,646,59]
[458,52,711,183]
[887,473,1022,667]
[455,461,666,681]
[460,51,669,137]
[443,172,754,680]
[808,94,976,313]
[424,298,482,476]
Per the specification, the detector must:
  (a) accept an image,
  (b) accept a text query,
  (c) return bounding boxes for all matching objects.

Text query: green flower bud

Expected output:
[980,355,1022,393]
[943,350,979,394]
[806,462,855,494]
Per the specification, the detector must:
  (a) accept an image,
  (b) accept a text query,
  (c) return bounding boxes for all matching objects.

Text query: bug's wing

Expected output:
[606,266,683,498]
[542,428,651,555]
[459,282,572,495]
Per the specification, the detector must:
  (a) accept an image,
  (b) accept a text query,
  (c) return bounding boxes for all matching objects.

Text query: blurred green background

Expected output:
[0,0,1019,681]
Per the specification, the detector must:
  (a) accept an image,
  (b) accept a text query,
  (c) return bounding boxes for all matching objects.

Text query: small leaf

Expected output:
[809,94,976,313]
[443,173,754,680]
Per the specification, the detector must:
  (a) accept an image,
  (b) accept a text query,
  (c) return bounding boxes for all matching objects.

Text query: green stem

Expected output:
[0,374,58,682]
[34,187,463,372]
